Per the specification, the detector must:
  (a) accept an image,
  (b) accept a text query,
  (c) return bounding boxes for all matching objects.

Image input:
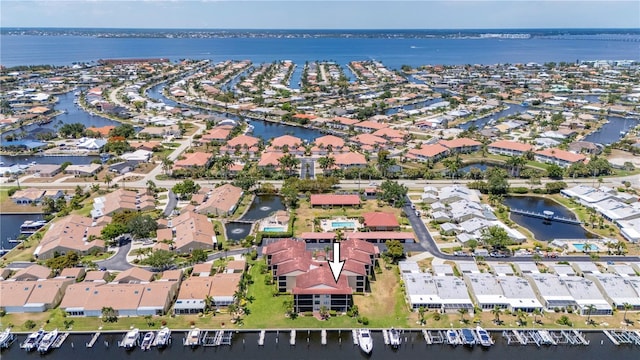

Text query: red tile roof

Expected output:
[535,148,586,163]
[314,135,345,148]
[439,137,482,149]
[408,144,449,158]
[292,267,352,295]
[310,194,361,206]
[362,212,399,228]
[488,140,533,152]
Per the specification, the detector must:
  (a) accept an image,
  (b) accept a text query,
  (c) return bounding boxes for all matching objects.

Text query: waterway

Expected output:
[0,213,43,251]
[225,195,285,242]
[503,196,596,241]
[582,116,640,145]
[1,330,637,360]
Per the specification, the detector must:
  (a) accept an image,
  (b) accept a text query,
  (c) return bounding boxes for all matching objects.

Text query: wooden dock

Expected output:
[52,332,69,348]
[86,332,101,348]
[510,208,581,224]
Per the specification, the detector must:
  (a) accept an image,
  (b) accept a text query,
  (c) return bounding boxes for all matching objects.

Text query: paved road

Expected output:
[162,189,178,217]
[96,240,133,271]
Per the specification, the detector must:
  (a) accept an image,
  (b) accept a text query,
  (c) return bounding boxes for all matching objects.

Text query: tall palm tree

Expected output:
[317,156,336,174]
[458,307,469,323]
[216,154,234,180]
[585,304,596,324]
[491,305,502,324]
[532,308,542,325]
[622,303,632,324]
[104,173,113,189]
[161,156,174,175]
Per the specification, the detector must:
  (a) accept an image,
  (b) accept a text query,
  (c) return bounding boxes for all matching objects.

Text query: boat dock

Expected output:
[352,330,359,345]
[321,329,327,345]
[258,330,265,346]
[603,330,640,346]
[503,330,589,346]
[510,208,581,224]
[289,330,296,346]
[202,330,233,347]
[86,332,101,348]
[382,329,390,345]
[52,332,69,348]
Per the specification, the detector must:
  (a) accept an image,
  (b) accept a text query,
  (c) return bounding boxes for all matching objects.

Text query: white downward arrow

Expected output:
[328,242,345,283]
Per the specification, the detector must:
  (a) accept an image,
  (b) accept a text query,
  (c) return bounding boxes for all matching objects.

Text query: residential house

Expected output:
[33,215,105,260]
[407,144,449,162]
[534,148,586,168]
[65,164,102,176]
[173,152,213,171]
[168,210,216,253]
[487,140,534,157]
[310,194,361,208]
[195,183,243,217]
[439,137,482,154]
[362,212,400,231]
[91,188,155,218]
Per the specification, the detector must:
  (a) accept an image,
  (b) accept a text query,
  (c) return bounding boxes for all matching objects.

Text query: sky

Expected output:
[1,0,639,30]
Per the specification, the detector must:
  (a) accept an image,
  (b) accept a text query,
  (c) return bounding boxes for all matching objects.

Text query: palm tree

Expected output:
[146,180,156,195]
[204,295,214,313]
[161,156,174,175]
[532,308,542,325]
[104,173,113,189]
[506,156,526,177]
[585,304,596,324]
[215,154,234,180]
[277,153,300,177]
[458,307,469,323]
[491,305,502,324]
[317,156,336,174]
[622,303,632,324]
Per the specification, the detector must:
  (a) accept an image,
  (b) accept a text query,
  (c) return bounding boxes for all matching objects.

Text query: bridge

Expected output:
[510,208,582,225]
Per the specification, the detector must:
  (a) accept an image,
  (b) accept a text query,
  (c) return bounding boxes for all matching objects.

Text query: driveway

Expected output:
[96,240,133,271]
[163,189,178,217]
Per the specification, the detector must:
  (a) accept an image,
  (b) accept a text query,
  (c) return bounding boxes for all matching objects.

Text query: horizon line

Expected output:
[3,26,640,31]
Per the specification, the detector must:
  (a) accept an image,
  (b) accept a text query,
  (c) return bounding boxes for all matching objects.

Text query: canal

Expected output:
[225,195,285,242]
[503,196,596,241]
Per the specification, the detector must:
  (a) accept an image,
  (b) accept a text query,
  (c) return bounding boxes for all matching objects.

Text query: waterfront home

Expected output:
[362,212,400,231]
[534,148,587,168]
[267,135,304,153]
[402,271,475,312]
[349,133,388,150]
[65,163,102,177]
[10,188,46,205]
[310,194,361,208]
[220,134,260,156]
[24,164,62,178]
[173,274,241,314]
[372,127,407,140]
[328,116,359,131]
[0,278,73,313]
[313,135,346,155]
[77,138,107,151]
[120,149,153,162]
[86,125,116,138]
[201,126,232,144]
[464,273,543,313]
[292,267,352,313]
[91,188,155,218]
[257,151,285,169]
[33,215,105,260]
[487,140,533,157]
[439,137,482,154]
[618,218,640,243]
[164,211,216,252]
[138,125,181,139]
[195,183,243,217]
[353,120,388,133]
[60,281,178,316]
[407,144,449,163]
[209,273,243,308]
[585,273,640,310]
[173,152,213,171]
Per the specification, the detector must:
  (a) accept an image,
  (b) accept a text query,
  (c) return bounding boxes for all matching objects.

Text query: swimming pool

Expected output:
[332,221,356,229]
[573,243,594,251]
[263,226,286,232]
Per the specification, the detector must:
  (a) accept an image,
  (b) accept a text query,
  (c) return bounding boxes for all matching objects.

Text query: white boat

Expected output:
[388,328,401,348]
[475,326,493,348]
[37,329,58,354]
[119,328,140,350]
[140,331,155,351]
[357,329,373,354]
[20,329,44,351]
[20,220,47,234]
[184,328,200,347]
[153,327,171,348]
[0,328,15,349]
[446,329,460,346]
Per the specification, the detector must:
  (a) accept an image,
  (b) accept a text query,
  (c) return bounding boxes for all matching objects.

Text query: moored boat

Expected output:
[140,331,155,351]
[357,329,373,354]
[475,326,493,348]
[37,329,58,354]
[153,327,171,348]
[20,329,44,351]
[0,328,16,349]
[184,328,201,348]
[20,220,47,234]
[446,329,460,346]
[461,328,477,346]
[119,328,140,350]
[388,328,401,348]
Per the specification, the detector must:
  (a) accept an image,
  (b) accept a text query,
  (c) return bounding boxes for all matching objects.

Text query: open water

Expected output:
[1,330,638,360]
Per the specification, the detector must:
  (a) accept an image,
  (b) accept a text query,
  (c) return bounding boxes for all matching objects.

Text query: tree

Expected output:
[532,308,543,325]
[161,156,174,175]
[622,303,632,324]
[172,179,200,200]
[101,307,118,323]
[480,225,512,250]
[418,306,427,325]
[232,174,257,191]
[442,155,463,180]
[585,304,596,325]
[104,173,113,189]
[101,222,128,241]
[215,154,234,180]
[317,156,336,174]
[127,215,158,239]
[146,180,157,194]
[384,240,405,264]
[546,164,564,179]
[491,305,502,324]
[204,295,214,313]
[278,153,301,177]
[141,249,175,271]
[506,156,526,177]
[485,167,509,194]
[45,252,79,271]
[377,149,396,178]
[59,123,86,138]
[378,180,408,207]
[191,249,208,264]
[458,308,469,323]
[109,124,136,138]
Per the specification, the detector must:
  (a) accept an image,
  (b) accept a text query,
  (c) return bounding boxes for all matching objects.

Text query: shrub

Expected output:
[24,319,36,330]
[510,187,529,194]
[432,312,441,321]
[556,315,572,327]
[360,317,369,325]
